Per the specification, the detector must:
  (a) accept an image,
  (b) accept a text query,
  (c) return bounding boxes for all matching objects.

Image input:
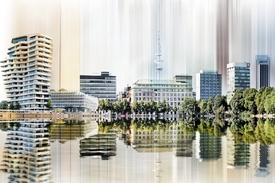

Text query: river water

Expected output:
[0,118,274,183]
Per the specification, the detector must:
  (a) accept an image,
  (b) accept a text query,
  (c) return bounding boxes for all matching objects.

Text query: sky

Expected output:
[1,0,275,101]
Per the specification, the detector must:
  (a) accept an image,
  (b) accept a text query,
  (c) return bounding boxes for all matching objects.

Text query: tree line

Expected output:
[0,102,21,110]
[98,86,275,115]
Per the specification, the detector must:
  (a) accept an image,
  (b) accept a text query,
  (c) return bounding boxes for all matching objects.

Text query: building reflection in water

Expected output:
[227,129,250,169]
[49,119,98,143]
[127,123,194,156]
[255,143,270,177]
[195,132,222,162]
[79,129,117,160]
[1,120,52,182]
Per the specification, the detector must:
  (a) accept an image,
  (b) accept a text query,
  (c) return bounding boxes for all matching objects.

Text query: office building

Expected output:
[196,70,222,100]
[2,120,52,182]
[80,71,116,102]
[129,75,193,108]
[256,55,270,89]
[227,62,250,103]
[0,34,53,110]
[50,89,98,112]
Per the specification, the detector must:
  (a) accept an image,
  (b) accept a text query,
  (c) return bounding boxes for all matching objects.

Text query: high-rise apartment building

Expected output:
[256,55,270,90]
[196,70,222,100]
[80,72,116,102]
[227,62,250,103]
[0,34,53,110]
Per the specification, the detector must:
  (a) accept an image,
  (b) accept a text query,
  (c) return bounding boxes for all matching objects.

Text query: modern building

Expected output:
[0,34,53,110]
[196,70,222,100]
[195,132,222,162]
[129,75,193,108]
[50,89,98,112]
[80,71,116,102]
[2,120,52,182]
[227,62,250,103]
[79,130,117,160]
[256,55,270,90]
[128,123,194,156]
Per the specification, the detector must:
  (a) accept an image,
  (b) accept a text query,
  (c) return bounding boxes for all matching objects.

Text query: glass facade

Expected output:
[256,55,270,89]
[227,62,250,103]
[196,70,222,100]
[50,91,98,112]
[80,72,117,102]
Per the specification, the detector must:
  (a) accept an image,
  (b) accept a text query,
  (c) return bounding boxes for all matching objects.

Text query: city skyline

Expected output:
[1,0,275,101]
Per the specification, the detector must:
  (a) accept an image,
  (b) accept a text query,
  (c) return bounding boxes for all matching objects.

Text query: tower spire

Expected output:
[154,0,163,80]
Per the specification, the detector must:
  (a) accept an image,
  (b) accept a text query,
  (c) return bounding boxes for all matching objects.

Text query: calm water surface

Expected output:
[0,118,274,183]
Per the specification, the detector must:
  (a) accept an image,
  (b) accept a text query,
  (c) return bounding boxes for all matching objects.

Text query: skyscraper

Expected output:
[227,62,250,103]
[256,55,270,89]
[196,70,222,100]
[0,34,53,110]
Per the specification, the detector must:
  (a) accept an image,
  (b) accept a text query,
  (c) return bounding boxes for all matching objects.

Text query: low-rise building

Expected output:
[50,89,98,112]
[129,75,193,108]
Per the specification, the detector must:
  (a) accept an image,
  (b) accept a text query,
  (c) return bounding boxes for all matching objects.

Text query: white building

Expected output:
[0,34,53,110]
[50,90,98,112]
[227,62,250,103]
[129,75,193,108]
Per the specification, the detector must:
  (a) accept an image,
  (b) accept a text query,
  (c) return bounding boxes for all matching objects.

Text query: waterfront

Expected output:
[0,118,274,183]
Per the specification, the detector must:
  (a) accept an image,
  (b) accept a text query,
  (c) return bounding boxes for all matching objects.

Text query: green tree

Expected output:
[230,90,245,114]
[98,99,105,111]
[243,88,257,111]
[121,99,131,114]
[116,100,122,113]
[179,98,198,114]
[3,103,8,109]
[206,97,214,114]
[156,100,161,114]
[132,101,140,114]
[9,103,15,110]
[139,100,145,113]
[45,99,53,110]
[161,99,167,113]
[148,99,155,114]
[104,99,112,111]
[255,87,266,114]
[198,99,207,114]
[165,103,171,113]
[264,90,275,114]
[173,104,177,113]
[15,102,21,110]
[213,95,227,111]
